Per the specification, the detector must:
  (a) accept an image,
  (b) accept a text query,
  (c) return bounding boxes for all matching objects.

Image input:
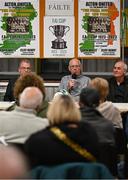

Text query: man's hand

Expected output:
[68,79,75,91]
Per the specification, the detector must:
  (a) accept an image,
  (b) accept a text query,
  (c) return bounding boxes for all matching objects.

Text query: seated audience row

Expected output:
[25,92,100,168]
[24,87,116,176]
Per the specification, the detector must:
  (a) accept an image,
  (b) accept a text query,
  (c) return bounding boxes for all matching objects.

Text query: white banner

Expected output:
[78,0,120,58]
[45,0,74,16]
[0,0,39,58]
[44,16,74,58]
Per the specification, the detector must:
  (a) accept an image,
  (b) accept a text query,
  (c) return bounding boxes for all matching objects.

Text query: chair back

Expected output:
[30,162,113,179]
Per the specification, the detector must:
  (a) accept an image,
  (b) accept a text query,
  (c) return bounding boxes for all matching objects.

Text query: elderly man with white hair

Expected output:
[59,58,90,101]
[0,87,49,144]
[107,60,128,102]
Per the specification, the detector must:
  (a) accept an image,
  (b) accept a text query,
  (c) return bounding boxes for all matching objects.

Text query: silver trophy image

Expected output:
[49,25,70,49]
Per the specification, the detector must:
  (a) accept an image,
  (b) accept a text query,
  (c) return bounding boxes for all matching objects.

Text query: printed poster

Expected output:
[44,16,74,58]
[0,0,39,58]
[78,0,120,58]
[124,8,128,47]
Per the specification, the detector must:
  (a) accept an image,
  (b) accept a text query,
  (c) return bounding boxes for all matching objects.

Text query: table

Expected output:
[0,101,15,110]
[113,103,128,113]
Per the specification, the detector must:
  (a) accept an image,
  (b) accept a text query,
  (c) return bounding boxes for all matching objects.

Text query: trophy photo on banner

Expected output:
[49,25,70,49]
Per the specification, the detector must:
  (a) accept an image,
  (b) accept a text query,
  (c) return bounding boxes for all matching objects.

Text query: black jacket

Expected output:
[80,107,117,175]
[24,121,100,168]
[80,107,115,145]
[107,76,128,102]
[4,78,17,101]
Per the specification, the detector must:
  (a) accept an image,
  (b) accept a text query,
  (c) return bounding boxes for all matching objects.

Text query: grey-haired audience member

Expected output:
[0,87,49,144]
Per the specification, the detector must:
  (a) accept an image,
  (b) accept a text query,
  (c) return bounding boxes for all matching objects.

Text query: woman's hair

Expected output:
[14,72,45,102]
[47,95,81,125]
[89,77,109,102]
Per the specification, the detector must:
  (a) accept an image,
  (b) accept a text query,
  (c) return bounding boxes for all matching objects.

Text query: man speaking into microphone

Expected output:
[59,58,91,101]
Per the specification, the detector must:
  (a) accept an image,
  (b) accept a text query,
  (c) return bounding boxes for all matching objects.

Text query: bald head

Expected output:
[19,87,43,109]
[68,58,81,75]
[69,58,80,65]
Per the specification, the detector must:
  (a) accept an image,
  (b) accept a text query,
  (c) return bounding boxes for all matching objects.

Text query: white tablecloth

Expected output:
[0,101,15,110]
[113,103,128,113]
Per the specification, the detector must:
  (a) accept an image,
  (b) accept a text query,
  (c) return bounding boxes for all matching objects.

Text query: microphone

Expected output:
[72,73,77,79]
[69,74,77,92]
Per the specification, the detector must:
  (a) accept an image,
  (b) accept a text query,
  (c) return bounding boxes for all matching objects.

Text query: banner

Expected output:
[0,0,39,58]
[44,16,74,58]
[78,0,120,58]
[45,0,74,16]
[123,8,128,47]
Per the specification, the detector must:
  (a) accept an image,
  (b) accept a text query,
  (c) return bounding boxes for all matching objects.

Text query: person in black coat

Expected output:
[4,59,31,101]
[24,94,100,168]
[79,87,117,175]
[79,87,115,145]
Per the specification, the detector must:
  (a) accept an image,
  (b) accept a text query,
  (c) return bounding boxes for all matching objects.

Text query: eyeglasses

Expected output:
[20,67,31,69]
[70,65,80,68]
[20,67,31,70]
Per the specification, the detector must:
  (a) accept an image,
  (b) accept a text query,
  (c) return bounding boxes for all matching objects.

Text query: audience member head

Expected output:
[19,87,43,110]
[68,58,82,76]
[47,95,81,125]
[79,87,100,108]
[18,59,32,76]
[89,77,109,103]
[0,145,29,179]
[53,89,70,100]
[14,72,45,103]
[113,60,127,79]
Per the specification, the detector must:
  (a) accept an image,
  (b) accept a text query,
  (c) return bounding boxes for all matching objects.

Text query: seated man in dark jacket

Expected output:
[79,87,116,175]
[4,59,32,101]
[107,60,128,103]
[107,60,128,148]
[79,87,115,145]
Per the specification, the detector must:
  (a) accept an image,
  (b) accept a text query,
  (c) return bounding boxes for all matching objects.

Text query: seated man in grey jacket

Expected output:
[59,58,90,101]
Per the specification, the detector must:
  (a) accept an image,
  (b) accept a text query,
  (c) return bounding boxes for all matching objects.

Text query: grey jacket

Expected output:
[0,106,49,144]
[59,74,90,98]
